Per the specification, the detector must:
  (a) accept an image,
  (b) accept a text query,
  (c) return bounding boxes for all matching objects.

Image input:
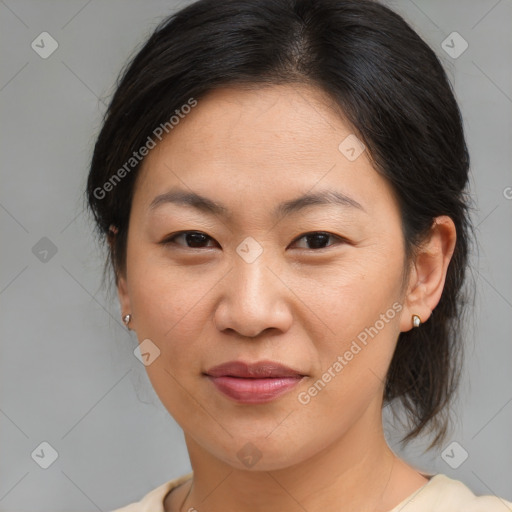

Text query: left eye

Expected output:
[160,230,344,250]
[290,231,344,250]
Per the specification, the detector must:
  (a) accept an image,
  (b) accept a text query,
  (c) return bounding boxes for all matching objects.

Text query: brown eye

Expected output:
[161,231,218,249]
[290,231,345,250]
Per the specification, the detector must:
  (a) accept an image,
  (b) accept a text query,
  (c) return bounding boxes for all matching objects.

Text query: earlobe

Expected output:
[108,225,133,329]
[117,274,132,327]
[400,216,457,332]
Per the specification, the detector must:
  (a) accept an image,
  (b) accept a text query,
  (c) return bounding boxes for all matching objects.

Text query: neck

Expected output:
[178,400,420,512]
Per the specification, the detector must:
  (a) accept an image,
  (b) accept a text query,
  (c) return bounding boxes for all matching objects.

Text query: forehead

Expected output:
[166,84,348,158]
[132,84,397,221]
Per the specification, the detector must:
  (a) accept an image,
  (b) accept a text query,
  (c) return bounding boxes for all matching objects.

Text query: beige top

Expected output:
[111,471,512,512]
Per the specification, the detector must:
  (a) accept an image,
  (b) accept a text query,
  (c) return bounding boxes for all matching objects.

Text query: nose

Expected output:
[213,252,293,339]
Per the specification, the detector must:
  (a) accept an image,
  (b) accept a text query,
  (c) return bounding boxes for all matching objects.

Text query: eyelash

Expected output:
[159,230,347,251]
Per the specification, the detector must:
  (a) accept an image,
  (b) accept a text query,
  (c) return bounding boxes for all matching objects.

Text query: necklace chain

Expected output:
[372,453,395,512]
[178,455,395,512]
[178,478,193,512]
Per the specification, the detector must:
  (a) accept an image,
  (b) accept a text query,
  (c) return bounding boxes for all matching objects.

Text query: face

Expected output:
[118,84,411,470]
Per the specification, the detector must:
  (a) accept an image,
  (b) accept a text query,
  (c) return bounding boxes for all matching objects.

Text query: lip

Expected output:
[204,360,306,404]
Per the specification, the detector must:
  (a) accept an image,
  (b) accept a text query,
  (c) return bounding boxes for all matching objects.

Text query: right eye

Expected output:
[160,231,219,249]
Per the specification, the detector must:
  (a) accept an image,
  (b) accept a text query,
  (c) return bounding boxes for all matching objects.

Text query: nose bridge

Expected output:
[233,238,278,311]
[214,237,292,337]
[235,248,272,300]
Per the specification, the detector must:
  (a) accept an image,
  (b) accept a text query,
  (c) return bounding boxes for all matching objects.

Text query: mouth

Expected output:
[203,360,307,404]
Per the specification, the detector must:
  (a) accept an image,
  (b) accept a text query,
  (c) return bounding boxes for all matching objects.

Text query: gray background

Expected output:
[1,0,511,510]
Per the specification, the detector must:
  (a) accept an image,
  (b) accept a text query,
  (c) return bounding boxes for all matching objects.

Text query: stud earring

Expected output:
[412,314,421,328]
[123,314,132,329]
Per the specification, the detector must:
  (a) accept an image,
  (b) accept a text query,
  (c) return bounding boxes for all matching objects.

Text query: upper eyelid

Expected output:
[161,230,346,247]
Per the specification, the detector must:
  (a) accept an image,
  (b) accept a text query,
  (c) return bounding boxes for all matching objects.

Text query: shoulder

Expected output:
[110,472,193,512]
[390,474,512,512]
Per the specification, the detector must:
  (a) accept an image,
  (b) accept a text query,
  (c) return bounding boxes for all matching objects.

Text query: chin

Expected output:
[202,434,317,472]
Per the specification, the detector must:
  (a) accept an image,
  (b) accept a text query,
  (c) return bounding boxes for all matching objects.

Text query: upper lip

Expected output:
[204,360,305,378]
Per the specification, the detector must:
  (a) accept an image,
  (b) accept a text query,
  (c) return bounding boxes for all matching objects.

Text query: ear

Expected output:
[399,215,457,332]
[108,231,133,328]
[117,273,132,323]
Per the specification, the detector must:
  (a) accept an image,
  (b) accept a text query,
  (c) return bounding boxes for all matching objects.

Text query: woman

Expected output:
[86,0,512,510]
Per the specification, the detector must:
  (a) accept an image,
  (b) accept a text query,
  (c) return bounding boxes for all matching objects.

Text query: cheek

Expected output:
[127,245,211,332]
[292,314,400,457]
[126,258,214,429]
[297,246,404,399]
[298,247,404,340]
[125,247,222,397]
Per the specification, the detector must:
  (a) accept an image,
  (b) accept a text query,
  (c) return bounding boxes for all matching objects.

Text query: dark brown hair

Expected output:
[86,0,473,448]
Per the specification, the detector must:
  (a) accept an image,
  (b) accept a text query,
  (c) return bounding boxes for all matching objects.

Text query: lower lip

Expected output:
[206,375,303,404]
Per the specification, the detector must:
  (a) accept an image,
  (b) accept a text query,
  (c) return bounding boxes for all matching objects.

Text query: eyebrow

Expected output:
[148,187,365,219]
